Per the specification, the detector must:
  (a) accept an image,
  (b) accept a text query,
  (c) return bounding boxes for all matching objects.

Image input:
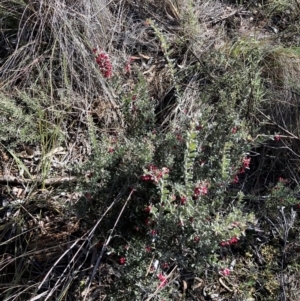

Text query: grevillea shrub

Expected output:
[80,105,259,300]
[79,37,284,300]
[103,121,256,300]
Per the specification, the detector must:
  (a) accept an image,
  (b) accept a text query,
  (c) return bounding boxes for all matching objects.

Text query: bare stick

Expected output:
[83,189,134,301]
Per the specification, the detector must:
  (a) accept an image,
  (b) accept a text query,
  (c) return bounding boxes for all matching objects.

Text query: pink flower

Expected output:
[278,177,288,183]
[145,246,151,252]
[232,175,239,184]
[238,167,245,174]
[220,236,239,247]
[229,237,238,244]
[180,196,187,205]
[141,174,153,182]
[144,206,152,213]
[141,165,169,184]
[194,183,208,197]
[157,273,168,288]
[119,257,126,265]
[150,229,158,237]
[220,268,231,276]
[220,241,230,247]
[242,157,251,169]
[274,134,281,141]
[93,48,113,78]
[231,127,238,134]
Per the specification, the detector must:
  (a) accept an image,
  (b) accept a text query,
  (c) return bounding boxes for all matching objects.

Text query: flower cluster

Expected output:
[278,177,288,184]
[150,229,158,237]
[157,273,168,288]
[274,134,281,141]
[232,174,239,184]
[231,127,238,134]
[193,182,209,199]
[220,236,239,247]
[220,268,231,276]
[242,157,251,169]
[232,156,251,184]
[119,257,126,265]
[93,48,113,78]
[194,236,200,242]
[180,196,187,205]
[141,165,169,184]
[144,205,152,213]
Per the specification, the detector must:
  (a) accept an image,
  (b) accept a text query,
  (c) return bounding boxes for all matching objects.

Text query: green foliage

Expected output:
[80,61,261,298]
[147,19,178,91]
[121,73,156,137]
[0,92,39,146]
[264,178,300,217]
[264,0,296,15]
[183,122,198,186]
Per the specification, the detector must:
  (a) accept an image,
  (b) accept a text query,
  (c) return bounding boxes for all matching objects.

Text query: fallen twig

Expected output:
[0,175,77,186]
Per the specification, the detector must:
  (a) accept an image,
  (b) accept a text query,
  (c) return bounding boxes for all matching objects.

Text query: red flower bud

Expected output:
[119,257,126,265]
